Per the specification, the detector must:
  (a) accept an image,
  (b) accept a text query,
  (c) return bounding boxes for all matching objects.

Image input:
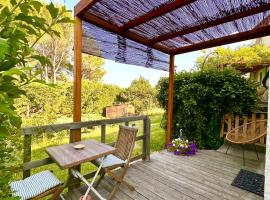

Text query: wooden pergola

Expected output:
[71,0,270,197]
[73,0,270,144]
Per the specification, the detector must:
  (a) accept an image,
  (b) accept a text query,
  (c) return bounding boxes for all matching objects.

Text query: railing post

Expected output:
[101,125,106,143]
[143,116,151,161]
[23,135,32,179]
[69,129,81,190]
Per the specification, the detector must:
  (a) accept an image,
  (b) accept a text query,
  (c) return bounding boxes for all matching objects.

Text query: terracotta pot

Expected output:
[79,195,91,200]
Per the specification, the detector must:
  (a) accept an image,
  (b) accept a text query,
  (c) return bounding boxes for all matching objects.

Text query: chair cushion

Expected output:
[96,154,126,168]
[10,170,61,200]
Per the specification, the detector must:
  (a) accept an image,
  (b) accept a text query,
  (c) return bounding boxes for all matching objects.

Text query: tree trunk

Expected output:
[26,104,30,118]
[44,65,49,84]
[51,66,57,84]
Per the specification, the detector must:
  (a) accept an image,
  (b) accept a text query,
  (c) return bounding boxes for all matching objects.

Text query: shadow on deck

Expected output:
[64,149,265,200]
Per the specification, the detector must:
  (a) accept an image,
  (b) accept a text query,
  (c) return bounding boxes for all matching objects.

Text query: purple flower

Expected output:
[167,143,173,147]
[174,149,180,155]
[189,143,197,152]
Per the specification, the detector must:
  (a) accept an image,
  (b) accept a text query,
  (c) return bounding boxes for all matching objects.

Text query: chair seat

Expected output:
[96,154,126,168]
[10,170,61,200]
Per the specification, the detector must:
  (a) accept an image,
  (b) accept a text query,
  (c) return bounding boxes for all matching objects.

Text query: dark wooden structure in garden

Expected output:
[73,0,270,144]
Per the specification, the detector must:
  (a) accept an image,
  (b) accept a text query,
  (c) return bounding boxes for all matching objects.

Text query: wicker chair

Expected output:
[93,125,138,200]
[225,120,267,165]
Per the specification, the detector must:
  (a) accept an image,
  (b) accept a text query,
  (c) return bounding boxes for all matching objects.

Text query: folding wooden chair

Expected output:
[93,125,138,200]
[10,170,62,200]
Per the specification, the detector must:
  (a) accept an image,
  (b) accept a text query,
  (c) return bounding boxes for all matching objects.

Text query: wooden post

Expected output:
[265,67,270,198]
[143,116,151,161]
[69,16,82,191]
[167,54,174,144]
[72,16,82,142]
[101,125,106,143]
[23,135,32,179]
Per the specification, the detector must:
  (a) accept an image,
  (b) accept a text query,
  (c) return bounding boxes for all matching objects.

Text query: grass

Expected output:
[24,114,165,183]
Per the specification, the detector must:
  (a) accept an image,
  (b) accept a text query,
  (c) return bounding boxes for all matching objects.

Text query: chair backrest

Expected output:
[226,120,267,144]
[114,125,138,162]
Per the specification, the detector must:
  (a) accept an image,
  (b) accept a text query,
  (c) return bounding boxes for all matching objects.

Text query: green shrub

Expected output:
[157,69,258,149]
[118,77,158,113]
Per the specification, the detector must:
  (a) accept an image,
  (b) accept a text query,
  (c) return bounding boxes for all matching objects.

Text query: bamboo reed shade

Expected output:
[78,0,270,71]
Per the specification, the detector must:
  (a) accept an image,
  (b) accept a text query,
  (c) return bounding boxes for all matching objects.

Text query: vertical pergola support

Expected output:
[265,67,270,198]
[72,17,82,142]
[167,55,174,144]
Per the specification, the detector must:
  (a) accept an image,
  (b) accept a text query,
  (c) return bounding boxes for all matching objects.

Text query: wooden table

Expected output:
[46,140,116,200]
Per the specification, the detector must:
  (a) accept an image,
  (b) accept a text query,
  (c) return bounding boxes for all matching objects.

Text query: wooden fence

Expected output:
[220,112,267,145]
[22,115,151,181]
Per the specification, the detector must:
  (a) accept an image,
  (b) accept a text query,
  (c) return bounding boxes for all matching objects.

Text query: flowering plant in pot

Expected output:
[167,130,197,156]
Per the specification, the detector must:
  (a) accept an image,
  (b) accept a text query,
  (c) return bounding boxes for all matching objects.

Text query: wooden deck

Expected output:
[65,149,265,200]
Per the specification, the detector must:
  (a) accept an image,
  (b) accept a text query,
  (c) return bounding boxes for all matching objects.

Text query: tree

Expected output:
[34,3,73,84]
[118,77,157,113]
[82,53,105,82]
[197,45,270,71]
[0,0,72,197]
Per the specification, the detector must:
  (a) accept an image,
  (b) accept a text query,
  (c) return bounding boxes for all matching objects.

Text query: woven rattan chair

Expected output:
[10,170,62,200]
[225,120,267,165]
[93,125,138,200]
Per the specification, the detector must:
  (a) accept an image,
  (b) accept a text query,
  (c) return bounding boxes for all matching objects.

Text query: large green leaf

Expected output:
[46,3,59,19]
[0,39,9,62]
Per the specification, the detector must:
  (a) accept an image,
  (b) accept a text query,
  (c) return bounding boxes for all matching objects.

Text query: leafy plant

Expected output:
[118,77,158,113]
[197,45,270,71]
[0,0,73,198]
[157,69,258,149]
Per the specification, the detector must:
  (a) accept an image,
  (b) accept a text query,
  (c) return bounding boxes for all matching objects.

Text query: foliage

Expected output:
[0,0,72,198]
[82,54,106,82]
[118,77,158,114]
[15,82,71,126]
[81,80,121,115]
[15,80,122,127]
[157,70,258,149]
[197,45,270,71]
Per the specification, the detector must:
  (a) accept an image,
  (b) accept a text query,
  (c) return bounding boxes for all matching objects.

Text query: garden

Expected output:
[1,0,270,199]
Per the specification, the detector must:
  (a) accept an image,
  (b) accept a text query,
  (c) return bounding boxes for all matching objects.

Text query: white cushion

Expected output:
[10,170,61,200]
[96,155,126,168]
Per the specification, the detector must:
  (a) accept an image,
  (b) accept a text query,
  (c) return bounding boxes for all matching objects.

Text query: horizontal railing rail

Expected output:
[22,115,151,180]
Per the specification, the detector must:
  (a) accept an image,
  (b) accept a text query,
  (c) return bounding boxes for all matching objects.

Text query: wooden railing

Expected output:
[22,115,151,180]
[220,112,267,145]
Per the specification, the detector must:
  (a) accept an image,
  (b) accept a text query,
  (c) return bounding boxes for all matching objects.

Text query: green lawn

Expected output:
[25,114,165,182]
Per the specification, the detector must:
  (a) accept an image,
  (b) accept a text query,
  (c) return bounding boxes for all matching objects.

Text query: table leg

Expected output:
[71,156,106,200]
[52,174,73,200]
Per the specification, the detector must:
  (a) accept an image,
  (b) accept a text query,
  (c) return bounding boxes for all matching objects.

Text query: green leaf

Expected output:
[31,1,43,13]
[1,68,23,76]
[0,38,9,62]
[46,2,59,19]
[10,0,17,6]
[31,55,52,67]
[57,17,74,24]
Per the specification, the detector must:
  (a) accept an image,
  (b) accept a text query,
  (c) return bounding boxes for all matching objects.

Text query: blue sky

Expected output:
[62,0,251,87]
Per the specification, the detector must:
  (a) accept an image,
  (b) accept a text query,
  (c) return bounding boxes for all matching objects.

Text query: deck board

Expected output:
[64,150,264,200]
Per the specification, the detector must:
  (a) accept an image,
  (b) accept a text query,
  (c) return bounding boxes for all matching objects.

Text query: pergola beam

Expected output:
[75,0,100,16]
[151,3,270,43]
[120,0,195,31]
[173,25,270,55]
[82,13,171,54]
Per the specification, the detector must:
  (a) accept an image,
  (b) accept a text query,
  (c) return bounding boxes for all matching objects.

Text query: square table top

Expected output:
[46,140,116,169]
